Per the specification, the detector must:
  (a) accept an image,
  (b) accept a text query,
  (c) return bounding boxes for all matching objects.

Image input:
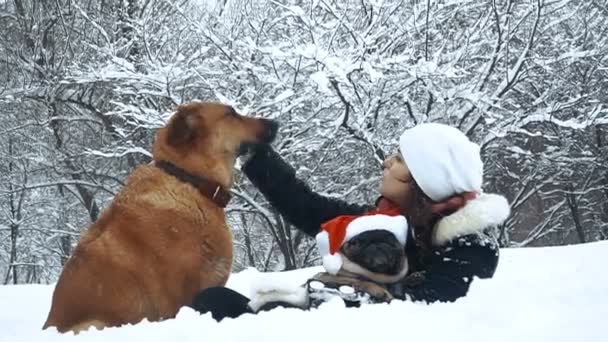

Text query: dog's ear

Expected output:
[166,105,201,147]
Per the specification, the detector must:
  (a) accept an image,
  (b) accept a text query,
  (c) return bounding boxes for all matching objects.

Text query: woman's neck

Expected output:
[376,197,403,213]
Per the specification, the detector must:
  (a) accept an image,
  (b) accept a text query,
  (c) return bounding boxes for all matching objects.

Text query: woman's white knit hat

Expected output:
[399,123,483,202]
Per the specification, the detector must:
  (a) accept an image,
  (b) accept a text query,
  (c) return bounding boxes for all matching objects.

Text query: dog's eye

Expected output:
[225,107,240,118]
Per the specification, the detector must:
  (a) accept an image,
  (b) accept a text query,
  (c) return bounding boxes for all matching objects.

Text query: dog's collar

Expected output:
[154,160,231,208]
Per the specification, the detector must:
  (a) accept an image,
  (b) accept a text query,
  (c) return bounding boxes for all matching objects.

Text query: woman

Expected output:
[191,123,510,320]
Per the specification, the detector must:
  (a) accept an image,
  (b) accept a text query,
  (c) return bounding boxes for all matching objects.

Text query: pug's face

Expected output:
[340,230,406,276]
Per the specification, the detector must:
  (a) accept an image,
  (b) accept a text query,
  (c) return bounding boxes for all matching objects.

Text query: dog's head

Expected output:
[153,101,278,186]
[339,230,409,282]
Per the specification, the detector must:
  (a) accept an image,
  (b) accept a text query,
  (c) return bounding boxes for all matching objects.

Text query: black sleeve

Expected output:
[242,145,371,237]
[190,287,253,321]
[394,232,499,303]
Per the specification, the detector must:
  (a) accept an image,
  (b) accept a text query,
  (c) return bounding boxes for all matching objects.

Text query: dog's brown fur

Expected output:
[43,102,276,333]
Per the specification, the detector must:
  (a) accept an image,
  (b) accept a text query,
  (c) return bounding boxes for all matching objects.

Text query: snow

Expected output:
[309,71,332,94]
[2,241,608,341]
[85,147,152,158]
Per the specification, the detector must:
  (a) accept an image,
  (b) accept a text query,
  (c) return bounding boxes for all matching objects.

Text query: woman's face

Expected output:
[379,154,413,210]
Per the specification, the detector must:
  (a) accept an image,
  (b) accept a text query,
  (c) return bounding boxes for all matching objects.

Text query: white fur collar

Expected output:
[431,193,510,246]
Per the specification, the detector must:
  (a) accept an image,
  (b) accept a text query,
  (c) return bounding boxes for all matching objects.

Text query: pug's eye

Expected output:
[341,238,359,252]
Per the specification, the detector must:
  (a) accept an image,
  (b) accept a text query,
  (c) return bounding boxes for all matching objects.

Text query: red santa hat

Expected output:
[315,205,408,275]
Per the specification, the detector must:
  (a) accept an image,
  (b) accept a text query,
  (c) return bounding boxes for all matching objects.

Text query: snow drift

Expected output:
[1,241,607,342]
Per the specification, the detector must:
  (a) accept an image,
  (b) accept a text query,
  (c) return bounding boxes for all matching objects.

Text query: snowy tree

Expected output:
[0,0,606,282]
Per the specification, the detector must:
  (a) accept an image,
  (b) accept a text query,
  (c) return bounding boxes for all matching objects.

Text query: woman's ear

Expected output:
[166,105,200,147]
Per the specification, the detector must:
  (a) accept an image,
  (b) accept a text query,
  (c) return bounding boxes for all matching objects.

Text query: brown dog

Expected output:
[43,101,277,333]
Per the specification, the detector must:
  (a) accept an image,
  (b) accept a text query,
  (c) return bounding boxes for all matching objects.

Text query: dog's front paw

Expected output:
[352,280,394,303]
[307,272,393,304]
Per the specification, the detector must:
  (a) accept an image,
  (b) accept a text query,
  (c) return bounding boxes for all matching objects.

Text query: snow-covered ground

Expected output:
[1,241,607,341]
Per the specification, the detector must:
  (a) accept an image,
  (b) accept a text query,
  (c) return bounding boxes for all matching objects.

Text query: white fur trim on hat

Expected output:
[344,215,408,245]
[399,123,483,202]
[315,214,408,275]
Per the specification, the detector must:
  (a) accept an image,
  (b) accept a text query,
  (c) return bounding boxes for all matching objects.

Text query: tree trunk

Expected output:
[59,235,72,266]
[118,0,143,70]
[4,224,19,285]
[240,214,256,267]
[49,104,101,222]
[566,185,586,243]
[274,221,296,270]
[4,138,21,285]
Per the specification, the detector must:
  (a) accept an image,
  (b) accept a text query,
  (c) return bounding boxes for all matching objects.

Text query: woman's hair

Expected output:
[405,180,437,253]
[406,180,473,253]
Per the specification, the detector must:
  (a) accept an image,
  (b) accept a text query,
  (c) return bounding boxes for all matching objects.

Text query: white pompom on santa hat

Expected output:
[315,213,408,275]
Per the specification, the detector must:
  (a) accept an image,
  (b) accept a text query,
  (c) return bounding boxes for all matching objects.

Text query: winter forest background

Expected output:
[0,0,606,285]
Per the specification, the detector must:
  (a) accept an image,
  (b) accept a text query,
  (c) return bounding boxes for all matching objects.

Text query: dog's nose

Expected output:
[364,244,403,275]
[260,119,279,143]
[369,249,391,270]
